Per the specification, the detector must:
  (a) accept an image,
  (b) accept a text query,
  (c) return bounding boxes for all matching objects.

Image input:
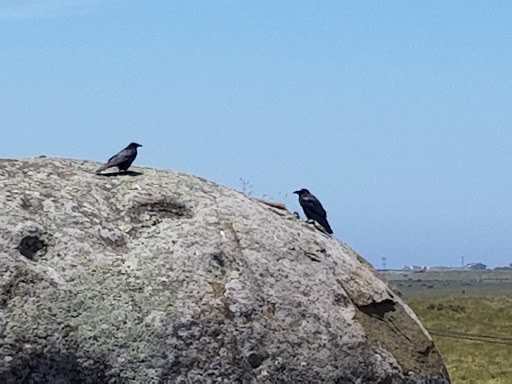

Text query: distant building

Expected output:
[465,263,487,270]
[403,265,427,273]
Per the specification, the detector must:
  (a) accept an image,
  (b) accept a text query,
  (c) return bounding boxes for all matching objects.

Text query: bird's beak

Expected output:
[293,190,299,194]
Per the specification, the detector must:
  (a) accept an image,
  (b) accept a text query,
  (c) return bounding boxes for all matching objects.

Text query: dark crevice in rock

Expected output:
[357,299,396,320]
[16,235,47,261]
[420,344,433,357]
[133,197,193,220]
[247,351,266,369]
[211,251,226,268]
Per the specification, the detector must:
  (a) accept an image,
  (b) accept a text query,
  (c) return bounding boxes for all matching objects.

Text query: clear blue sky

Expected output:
[2,1,511,269]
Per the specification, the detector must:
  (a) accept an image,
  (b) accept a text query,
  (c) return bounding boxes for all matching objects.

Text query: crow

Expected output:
[293,188,333,234]
[96,142,142,174]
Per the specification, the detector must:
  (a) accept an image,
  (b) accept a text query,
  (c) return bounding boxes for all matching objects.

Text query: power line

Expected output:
[427,328,512,345]
[427,328,512,341]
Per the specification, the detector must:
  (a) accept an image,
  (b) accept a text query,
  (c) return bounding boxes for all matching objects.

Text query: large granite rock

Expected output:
[0,157,450,383]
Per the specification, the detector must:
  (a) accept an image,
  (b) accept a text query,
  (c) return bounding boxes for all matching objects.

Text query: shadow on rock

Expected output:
[0,352,115,383]
[97,171,143,177]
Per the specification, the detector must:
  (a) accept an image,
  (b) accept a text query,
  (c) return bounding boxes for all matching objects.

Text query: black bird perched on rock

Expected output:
[96,142,142,174]
[293,188,333,234]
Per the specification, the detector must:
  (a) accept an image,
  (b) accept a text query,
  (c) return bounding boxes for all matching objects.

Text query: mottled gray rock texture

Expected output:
[0,157,450,383]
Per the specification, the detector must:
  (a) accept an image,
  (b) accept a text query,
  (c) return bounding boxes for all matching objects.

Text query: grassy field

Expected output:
[388,271,512,383]
[408,295,512,383]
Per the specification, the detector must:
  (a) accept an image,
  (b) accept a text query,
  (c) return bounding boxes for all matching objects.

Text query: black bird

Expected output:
[293,188,333,234]
[96,142,142,174]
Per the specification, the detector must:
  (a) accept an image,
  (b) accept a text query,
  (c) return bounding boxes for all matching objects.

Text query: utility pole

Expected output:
[381,256,387,270]
[461,256,465,269]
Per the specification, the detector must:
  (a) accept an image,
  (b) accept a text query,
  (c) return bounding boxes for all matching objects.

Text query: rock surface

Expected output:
[0,157,450,383]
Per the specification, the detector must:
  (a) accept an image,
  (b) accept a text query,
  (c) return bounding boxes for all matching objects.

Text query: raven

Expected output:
[96,142,142,174]
[293,188,333,234]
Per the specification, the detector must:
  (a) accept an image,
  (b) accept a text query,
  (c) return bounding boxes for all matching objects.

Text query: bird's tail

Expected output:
[319,219,333,234]
[96,163,111,174]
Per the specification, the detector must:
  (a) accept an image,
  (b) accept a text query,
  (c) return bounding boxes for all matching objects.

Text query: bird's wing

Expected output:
[301,195,327,217]
[107,148,134,166]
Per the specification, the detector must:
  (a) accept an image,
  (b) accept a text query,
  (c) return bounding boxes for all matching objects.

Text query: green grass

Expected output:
[407,295,512,383]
